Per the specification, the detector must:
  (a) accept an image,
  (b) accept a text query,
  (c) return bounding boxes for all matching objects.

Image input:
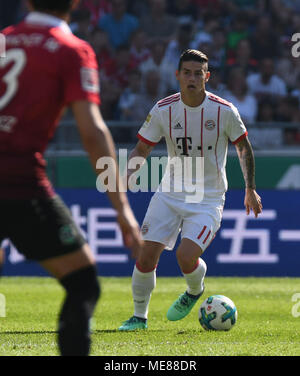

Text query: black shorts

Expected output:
[0,195,86,261]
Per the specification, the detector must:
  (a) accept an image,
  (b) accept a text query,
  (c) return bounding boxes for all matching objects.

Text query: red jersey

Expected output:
[0,12,101,199]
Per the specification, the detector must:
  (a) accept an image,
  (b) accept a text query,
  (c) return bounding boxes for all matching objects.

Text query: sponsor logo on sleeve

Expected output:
[80,67,99,93]
[142,114,152,129]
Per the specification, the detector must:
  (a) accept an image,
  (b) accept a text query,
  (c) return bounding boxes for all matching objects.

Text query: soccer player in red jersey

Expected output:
[0,0,142,356]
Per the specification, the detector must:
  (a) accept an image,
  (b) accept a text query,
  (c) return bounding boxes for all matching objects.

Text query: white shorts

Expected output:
[141,193,224,251]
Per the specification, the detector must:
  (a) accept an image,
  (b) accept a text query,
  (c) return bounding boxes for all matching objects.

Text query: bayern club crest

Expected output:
[205,120,216,131]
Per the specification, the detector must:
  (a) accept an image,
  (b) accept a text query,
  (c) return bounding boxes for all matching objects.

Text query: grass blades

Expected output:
[0,277,299,356]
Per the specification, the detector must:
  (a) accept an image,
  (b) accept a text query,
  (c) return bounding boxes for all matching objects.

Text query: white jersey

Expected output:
[137,91,248,202]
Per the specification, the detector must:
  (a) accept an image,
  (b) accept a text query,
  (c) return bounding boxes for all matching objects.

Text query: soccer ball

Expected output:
[199,295,237,331]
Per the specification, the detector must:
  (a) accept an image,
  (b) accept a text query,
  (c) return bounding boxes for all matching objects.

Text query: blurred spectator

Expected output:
[130,29,151,67]
[140,39,178,96]
[290,13,300,34]
[226,11,250,58]
[291,74,300,108]
[118,69,142,121]
[3,0,299,132]
[256,99,276,122]
[164,20,194,64]
[196,42,214,63]
[285,129,300,145]
[127,0,150,18]
[227,0,265,15]
[99,0,139,49]
[276,96,300,123]
[167,0,198,23]
[71,8,92,41]
[271,3,299,39]
[276,96,300,144]
[247,58,287,102]
[270,1,292,37]
[277,0,300,13]
[126,70,162,121]
[100,45,137,119]
[191,14,218,49]
[224,67,258,124]
[226,39,258,75]
[276,42,300,91]
[141,0,178,43]
[208,28,227,71]
[89,28,113,70]
[206,68,227,98]
[228,0,258,9]
[250,15,280,60]
[101,44,137,89]
[192,0,223,19]
[80,0,111,26]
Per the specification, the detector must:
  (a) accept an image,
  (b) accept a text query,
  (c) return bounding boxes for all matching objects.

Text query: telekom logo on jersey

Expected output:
[0,33,6,58]
[96,150,205,204]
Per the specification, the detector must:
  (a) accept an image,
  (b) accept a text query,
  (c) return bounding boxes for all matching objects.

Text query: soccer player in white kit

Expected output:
[119,50,262,331]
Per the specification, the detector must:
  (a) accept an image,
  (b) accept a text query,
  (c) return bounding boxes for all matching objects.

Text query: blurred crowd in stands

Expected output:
[1,0,300,144]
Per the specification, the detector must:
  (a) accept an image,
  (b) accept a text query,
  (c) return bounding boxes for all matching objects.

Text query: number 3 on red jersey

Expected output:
[0,48,26,111]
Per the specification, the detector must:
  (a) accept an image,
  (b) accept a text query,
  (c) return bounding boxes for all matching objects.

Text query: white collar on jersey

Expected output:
[25,12,72,34]
[180,91,209,111]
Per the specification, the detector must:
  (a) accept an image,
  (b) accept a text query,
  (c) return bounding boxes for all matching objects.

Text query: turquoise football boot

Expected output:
[118,316,148,331]
[167,287,205,321]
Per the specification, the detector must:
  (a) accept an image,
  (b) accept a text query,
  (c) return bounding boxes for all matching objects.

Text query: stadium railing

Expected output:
[46,119,300,158]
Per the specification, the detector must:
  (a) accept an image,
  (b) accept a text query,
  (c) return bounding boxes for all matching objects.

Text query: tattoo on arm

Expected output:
[128,141,153,174]
[235,137,256,189]
[136,141,154,159]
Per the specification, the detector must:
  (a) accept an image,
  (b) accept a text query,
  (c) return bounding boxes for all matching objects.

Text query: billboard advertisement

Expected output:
[1,189,300,277]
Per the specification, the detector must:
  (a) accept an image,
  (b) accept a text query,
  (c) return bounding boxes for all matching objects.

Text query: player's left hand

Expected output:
[244,188,262,218]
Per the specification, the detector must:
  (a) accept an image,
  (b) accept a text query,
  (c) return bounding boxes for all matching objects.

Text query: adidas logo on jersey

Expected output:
[173,123,183,129]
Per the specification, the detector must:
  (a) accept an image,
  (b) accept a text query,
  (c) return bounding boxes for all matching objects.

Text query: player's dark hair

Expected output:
[31,0,74,13]
[178,49,209,71]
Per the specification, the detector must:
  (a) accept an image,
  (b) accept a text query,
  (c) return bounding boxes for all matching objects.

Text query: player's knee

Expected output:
[137,253,157,273]
[176,250,197,271]
[60,265,101,318]
[136,241,163,272]
[136,259,157,273]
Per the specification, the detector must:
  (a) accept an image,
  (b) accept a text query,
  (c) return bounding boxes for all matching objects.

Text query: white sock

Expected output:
[132,264,156,320]
[183,258,207,296]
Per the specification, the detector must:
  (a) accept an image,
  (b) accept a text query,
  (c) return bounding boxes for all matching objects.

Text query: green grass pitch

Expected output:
[0,276,299,356]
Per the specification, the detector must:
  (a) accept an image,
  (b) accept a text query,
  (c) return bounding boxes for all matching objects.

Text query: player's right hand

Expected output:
[117,205,143,259]
[244,189,263,218]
